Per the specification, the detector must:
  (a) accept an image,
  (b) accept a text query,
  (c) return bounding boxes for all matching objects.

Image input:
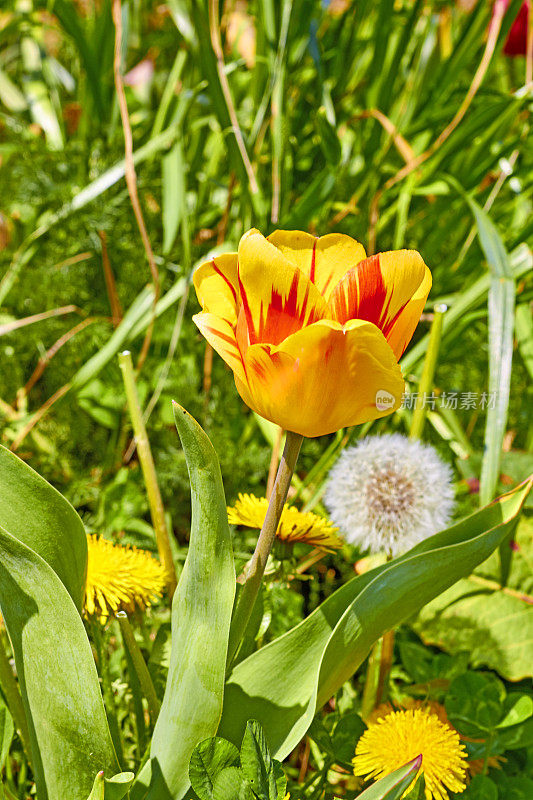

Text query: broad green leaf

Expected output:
[240,721,277,800]
[0,526,118,800]
[86,771,135,800]
[492,775,533,800]
[212,767,254,800]
[497,716,533,750]
[331,713,365,764]
[412,516,533,680]
[189,738,240,800]
[356,756,421,799]
[461,775,498,800]
[133,405,235,800]
[445,673,505,738]
[414,579,533,681]
[0,445,86,610]
[218,480,531,758]
[0,695,13,770]
[497,694,533,729]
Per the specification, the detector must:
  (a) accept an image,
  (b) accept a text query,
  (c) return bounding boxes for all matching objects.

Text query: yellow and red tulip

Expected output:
[193,229,431,438]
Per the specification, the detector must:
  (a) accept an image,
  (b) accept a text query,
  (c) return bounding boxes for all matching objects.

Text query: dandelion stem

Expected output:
[119,350,177,597]
[0,631,31,763]
[227,430,303,668]
[116,612,161,727]
[360,638,382,721]
[91,621,124,769]
[376,629,395,708]
[409,304,447,440]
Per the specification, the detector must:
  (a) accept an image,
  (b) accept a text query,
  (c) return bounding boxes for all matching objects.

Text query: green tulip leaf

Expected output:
[0,445,86,610]
[356,756,422,799]
[0,525,118,800]
[219,480,531,758]
[133,404,235,800]
[86,771,135,800]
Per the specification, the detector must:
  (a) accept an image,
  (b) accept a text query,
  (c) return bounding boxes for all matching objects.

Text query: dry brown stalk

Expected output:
[112,0,159,371]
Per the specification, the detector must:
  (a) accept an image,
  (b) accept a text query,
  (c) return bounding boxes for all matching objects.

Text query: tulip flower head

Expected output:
[193,230,431,437]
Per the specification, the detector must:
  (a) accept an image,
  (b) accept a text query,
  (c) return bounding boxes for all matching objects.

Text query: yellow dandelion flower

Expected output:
[85,535,166,619]
[368,700,451,728]
[227,493,343,552]
[352,707,468,800]
[368,699,504,778]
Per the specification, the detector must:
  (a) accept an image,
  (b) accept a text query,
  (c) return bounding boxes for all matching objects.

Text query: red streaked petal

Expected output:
[329,250,427,341]
[235,318,404,437]
[237,229,330,347]
[193,253,240,326]
[390,265,432,359]
[193,312,246,382]
[267,230,367,300]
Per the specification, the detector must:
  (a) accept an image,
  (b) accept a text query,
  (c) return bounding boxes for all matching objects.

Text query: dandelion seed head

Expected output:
[324,434,454,555]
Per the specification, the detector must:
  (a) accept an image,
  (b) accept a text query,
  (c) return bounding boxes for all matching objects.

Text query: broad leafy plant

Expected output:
[0,405,530,800]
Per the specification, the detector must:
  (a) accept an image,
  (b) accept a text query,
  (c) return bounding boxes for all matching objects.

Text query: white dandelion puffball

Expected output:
[324,434,455,556]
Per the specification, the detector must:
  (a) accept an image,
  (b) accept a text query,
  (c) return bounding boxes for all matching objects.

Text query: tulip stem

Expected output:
[227,430,303,669]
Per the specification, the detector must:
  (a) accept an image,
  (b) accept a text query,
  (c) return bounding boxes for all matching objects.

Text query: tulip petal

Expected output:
[388,265,432,359]
[238,229,330,347]
[267,230,367,300]
[329,250,429,348]
[235,319,404,438]
[193,253,240,326]
[193,312,246,382]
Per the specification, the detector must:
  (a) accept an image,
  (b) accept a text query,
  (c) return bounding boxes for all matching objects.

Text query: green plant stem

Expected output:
[409,303,447,440]
[116,612,160,726]
[482,730,495,776]
[119,350,177,597]
[375,628,395,708]
[227,430,303,668]
[360,637,382,721]
[0,632,31,763]
[91,622,124,769]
